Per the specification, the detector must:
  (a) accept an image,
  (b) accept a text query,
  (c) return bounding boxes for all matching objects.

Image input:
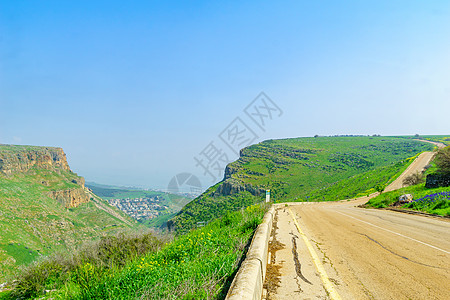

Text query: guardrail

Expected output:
[225,205,275,300]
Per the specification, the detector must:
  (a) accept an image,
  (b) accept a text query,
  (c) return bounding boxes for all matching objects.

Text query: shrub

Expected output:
[375,184,386,194]
[403,172,424,186]
[11,230,169,299]
[436,147,450,174]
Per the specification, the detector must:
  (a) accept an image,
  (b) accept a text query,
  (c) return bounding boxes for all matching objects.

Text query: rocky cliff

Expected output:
[0,145,70,175]
[0,144,136,281]
[0,144,89,208]
[47,187,90,208]
[169,137,435,232]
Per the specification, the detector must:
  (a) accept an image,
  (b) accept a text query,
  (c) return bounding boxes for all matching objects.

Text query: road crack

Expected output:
[291,235,312,292]
[358,233,447,270]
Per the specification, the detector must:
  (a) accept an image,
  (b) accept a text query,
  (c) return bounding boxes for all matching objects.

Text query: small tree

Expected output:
[402,172,423,186]
[436,146,450,174]
[375,184,385,194]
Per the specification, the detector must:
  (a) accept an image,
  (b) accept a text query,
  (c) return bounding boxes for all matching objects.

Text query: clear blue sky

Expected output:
[1,1,449,191]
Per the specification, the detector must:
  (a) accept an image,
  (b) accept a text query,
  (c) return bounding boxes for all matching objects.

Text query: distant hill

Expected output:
[85,182,192,228]
[0,145,137,281]
[169,136,435,232]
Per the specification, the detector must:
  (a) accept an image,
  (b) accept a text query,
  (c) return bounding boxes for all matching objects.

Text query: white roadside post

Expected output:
[266,189,270,203]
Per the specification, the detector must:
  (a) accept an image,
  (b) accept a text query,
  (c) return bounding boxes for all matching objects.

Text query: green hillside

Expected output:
[169,136,435,232]
[86,183,192,228]
[0,145,138,281]
[367,144,450,216]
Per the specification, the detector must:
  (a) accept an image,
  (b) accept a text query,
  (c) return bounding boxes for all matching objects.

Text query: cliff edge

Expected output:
[0,144,88,208]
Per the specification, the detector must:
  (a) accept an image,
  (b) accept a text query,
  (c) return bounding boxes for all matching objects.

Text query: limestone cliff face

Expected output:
[0,144,89,208]
[0,145,70,175]
[212,153,265,198]
[213,178,265,197]
[48,187,90,208]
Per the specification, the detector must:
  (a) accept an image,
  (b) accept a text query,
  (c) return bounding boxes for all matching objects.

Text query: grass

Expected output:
[0,146,138,282]
[1,244,40,266]
[366,152,450,217]
[3,230,169,299]
[171,136,434,232]
[403,191,450,215]
[4,203,269,300]
[1,136,445,298]
[397,135,450,146]
[366,183,450,216]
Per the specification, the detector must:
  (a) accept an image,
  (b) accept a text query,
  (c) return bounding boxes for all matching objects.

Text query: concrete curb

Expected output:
[225,206,275,300]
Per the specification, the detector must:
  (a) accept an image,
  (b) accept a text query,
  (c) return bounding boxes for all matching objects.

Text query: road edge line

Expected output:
[336,211,450,255]
[288,207,342,300]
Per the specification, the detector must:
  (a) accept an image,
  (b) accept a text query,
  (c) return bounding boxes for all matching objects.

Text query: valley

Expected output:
[0,145,138,281]
[1,135,449,299]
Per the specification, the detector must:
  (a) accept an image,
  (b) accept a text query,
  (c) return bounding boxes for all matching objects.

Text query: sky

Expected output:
[1,1,449,192]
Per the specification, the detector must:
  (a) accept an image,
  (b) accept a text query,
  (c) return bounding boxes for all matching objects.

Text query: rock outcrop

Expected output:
[0,144,90,208]
[213,178,265,197]
[0,145,70,175]
[48,187,90,208]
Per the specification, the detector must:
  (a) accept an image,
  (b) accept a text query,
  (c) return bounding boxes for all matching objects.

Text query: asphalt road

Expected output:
[265,146,450,299]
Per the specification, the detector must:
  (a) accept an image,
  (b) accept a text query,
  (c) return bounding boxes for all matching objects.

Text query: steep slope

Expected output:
[169,136,434,232]
[0,145,137,281]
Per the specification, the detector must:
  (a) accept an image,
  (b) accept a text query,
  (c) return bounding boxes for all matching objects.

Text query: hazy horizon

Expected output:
[1,1,449,191]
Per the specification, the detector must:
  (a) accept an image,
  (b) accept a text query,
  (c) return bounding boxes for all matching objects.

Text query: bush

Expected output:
[436,147,450,174]
[375,184,386,194]
[403,172,424,186]
[10,230,169,299]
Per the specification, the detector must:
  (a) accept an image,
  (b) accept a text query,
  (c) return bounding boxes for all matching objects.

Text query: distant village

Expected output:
[106,196,168,220]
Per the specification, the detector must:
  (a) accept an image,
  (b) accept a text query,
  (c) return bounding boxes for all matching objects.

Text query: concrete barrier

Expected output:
[226,206,275,300]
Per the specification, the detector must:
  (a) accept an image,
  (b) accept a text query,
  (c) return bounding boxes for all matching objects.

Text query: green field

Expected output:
[2,203,269,300]
[366,155,450,216]
[394,135,450,146]
[366,184,450,216]
[86,184,163,199]
[170,136,435,232]
[1,136,444,298]
[0,147,138,282]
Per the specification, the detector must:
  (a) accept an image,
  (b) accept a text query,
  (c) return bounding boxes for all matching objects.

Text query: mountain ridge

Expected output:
[168,136,435,232]
[0,144,137,281]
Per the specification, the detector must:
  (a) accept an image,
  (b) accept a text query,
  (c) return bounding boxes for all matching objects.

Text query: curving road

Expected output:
[265,143,449,299]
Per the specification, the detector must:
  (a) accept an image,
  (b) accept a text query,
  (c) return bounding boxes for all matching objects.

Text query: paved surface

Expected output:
[265,145,450,299]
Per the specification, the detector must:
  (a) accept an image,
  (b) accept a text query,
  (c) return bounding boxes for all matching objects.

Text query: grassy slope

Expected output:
[366,183,450,216]
[2,204,269,300]
[1,136,443,299]
[366,159,450,216]
[398,135,450,146]
[170,136,434,232]
[0,158,138,282]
